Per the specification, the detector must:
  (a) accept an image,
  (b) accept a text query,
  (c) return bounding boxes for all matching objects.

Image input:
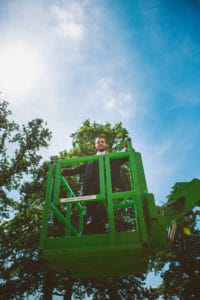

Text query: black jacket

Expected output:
[62,156,127,196]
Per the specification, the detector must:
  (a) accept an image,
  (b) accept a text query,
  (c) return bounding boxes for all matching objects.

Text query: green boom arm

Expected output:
[162,178,200,227]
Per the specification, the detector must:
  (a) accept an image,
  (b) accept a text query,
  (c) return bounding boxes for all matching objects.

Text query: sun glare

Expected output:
[0,43,44,97]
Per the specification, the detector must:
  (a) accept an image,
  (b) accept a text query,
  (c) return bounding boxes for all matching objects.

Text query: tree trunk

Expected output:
[42,269,55,300]
[64,279,74,300]
[107,286,121,300]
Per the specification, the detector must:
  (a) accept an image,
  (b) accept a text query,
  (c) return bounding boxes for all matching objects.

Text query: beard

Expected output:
[97,147,105,152]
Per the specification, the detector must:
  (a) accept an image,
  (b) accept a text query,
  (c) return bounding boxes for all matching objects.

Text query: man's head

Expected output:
[95,137,107,153]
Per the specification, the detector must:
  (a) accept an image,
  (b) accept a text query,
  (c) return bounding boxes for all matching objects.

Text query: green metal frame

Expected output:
[39,139,200,277]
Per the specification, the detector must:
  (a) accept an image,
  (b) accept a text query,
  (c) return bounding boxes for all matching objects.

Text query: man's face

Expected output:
[95,138,106,152]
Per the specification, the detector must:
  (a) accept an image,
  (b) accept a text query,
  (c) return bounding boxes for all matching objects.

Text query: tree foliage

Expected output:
[0,99,52,298]
[60,119,129,159]
[157,214,200,299]
[0,99,51,218]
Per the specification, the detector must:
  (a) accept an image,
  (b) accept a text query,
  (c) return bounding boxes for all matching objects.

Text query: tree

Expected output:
[157,213,200,299]
[0,99,52,298]
[0,99,51,218]
[60,119,130,159]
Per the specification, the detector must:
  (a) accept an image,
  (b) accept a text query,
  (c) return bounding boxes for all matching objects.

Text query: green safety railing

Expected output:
[39,139,151,249]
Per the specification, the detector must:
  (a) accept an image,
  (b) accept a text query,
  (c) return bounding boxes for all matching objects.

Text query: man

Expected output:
[62,137,127,234]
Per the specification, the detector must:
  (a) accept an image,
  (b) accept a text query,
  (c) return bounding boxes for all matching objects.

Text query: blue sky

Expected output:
[0,0,200,205]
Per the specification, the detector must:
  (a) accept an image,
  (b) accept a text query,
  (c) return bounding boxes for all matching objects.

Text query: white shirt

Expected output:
[96,151,106,155]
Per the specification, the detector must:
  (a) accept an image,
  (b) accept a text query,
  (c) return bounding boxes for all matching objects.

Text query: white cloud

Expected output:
[88,77,143,120]
[49,3,86,41]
